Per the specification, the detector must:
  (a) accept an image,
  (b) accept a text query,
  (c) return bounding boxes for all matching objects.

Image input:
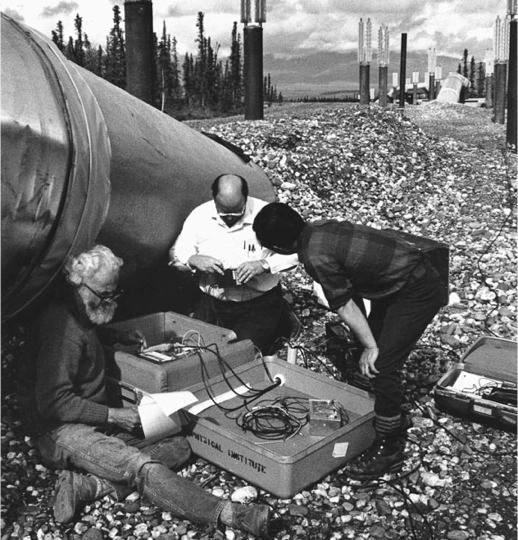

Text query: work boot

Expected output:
[53,470,106,524]
[221,502,272,538]
[347,431,405,481]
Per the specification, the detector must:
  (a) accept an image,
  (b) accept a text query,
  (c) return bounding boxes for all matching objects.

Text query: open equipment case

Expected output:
[102,311,256,404]
[183,357,375,498]
[434,336,517,430]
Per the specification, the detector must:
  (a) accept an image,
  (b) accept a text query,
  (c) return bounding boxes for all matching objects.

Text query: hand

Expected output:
[108,407,141,432]
[188,255,224,274]
[117,329,147,349]
[234,260,266,284]
[359,346,379,379]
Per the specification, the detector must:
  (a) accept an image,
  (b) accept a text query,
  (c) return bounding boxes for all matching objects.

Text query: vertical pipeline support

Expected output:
[428,73,435,100]
[379,65,388,107]
[507,17,517,151]
[398,33,407,108]
[244,25,264,120]
[124,0,154,105]
[359,63,370,105]
[494,62,507,124]
[485,75,494,108]
[412,83,418,104]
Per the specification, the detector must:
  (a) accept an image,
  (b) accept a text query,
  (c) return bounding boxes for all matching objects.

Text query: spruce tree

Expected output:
[158,21,172,111]
[51,21,65,51]
[469,56,476,97]
[65,36,75,62]
[462,49,469,79]
[73,14,85,67]
[194,12,207,107]
[104,5,126,89]
[476,61,486,97]
[170,37,181,101]
[83,33,99,75]
[229,22,242,107]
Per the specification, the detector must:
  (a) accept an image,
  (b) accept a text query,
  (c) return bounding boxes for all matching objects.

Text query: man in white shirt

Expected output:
[170,174,298,354]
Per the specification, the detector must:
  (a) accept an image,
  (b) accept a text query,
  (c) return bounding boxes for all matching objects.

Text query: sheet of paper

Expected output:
[188,384,250,415]
[138,391,198,441]
[448,371,502,394]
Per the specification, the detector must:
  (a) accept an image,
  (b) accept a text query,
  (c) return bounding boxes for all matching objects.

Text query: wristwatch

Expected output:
[259,259,270,272]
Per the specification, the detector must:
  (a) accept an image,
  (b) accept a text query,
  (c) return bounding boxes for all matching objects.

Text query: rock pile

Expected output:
[2,103,516,540]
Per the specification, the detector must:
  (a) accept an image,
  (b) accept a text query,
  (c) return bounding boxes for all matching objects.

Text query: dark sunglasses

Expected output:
[82,283,123,302]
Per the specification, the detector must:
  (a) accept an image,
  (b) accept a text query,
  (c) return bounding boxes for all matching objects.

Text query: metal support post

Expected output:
[398,33,407,108]
[494,62,507,124]
[507,17,517,150]
[244,25,264,120]
[379,65,388,106]
[359,63,370,104]
[124,0,154,105]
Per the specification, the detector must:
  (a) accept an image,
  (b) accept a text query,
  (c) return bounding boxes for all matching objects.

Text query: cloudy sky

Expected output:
[4,0,508,60]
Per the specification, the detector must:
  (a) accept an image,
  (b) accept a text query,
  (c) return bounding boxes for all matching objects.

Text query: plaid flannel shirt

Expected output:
[298,220,424,311]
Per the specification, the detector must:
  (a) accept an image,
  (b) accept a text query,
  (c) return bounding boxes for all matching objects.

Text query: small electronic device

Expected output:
[139,342,196,364]
[308,399,348,437]
[214,268,238,287]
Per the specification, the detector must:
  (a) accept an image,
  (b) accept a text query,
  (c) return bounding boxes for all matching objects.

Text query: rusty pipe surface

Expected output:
[1,15,275,321]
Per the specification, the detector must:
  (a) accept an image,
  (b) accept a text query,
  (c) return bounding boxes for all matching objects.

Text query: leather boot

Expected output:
[221,503,272,539]
[347,427,407,481]
[53,470,112,524]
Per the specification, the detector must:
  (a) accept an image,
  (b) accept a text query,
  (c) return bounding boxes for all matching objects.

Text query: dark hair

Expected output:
[211,174,249,198]
[253,203,305,251]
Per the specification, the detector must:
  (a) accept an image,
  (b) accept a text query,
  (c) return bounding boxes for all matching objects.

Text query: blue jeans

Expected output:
[36,424,226,526]
[367,259,444,417]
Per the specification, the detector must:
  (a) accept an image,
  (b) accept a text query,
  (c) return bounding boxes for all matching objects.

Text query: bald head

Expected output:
[212,174,248,211]
[211,174,249,227]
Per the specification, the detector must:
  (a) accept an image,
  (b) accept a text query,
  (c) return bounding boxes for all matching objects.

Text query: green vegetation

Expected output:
[51,8,282,119]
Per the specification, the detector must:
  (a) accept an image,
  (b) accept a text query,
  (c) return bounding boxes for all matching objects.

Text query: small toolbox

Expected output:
[102,311,256,403]
[434,336,517,429]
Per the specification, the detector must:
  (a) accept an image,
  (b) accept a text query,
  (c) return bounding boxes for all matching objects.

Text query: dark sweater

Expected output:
[19,289,109,436]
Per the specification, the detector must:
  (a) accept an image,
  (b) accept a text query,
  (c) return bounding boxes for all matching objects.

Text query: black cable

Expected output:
[236,396,309,440]
[173,340,281,413]
[275,337,339,378]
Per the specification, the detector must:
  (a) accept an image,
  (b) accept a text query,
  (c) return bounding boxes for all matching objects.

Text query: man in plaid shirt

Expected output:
[253,203,445,480]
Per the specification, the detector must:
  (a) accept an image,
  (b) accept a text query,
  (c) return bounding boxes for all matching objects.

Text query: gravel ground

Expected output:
[2,102,516,540]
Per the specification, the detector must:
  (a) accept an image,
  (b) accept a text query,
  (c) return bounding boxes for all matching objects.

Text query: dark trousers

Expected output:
[193,286,285,354]
[360,261,443,417]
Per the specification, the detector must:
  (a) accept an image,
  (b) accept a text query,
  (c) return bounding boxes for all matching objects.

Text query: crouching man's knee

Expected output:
[147,435,192,470]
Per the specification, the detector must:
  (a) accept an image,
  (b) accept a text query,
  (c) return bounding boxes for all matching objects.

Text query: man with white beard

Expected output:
[18,245,273,538]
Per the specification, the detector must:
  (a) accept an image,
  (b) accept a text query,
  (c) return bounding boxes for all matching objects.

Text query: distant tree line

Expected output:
[297,95,359,103]
[51,7,282,118]
[457,48,486,98]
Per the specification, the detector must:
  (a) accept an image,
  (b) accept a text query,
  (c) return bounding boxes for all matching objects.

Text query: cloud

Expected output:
[41,1,79,18]
[157,0,237,19]
[4,8,25,21]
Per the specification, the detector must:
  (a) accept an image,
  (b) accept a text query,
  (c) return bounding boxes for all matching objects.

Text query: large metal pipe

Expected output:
[243,25,264,120]
[124,0,155,105]
[436,72,470,103]
[1,15,275,321]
